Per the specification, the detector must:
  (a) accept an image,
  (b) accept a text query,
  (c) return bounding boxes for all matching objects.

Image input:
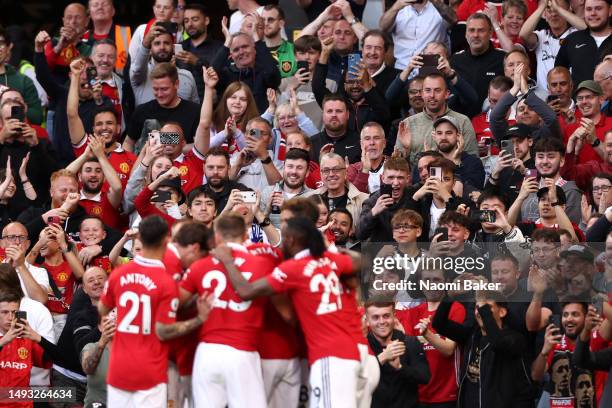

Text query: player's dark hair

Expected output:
[173,221,211,252]
[138,215,169,248]
[215,214,246,240]
[281,197,319,224]
[284,217,325,258]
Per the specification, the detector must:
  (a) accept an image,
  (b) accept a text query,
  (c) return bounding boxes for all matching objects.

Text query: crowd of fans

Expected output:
[0,0,610,407]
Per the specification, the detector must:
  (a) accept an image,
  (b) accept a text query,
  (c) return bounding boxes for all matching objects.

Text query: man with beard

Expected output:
[328,207,357,249]
[260,148,311,229]
[68,59,136,190]
[312,36,390,134]
[555,0,612,86]
[564,81,612,164]
[199,147,249,212]
[532,300,602,407]
[66,135,124,231]
[130,29,198,106]
[176,4,222,101]
[89,40,126,133]
[309,94,361,164]
[262,5,296,78]
[396,73,478,167]
[432,116,485,191]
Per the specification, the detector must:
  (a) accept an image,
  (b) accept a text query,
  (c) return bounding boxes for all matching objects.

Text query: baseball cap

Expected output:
[560,245,594,262]
[157,177,186,205]
[505,123,532,139]
[433,115,460,131]
[536,186,566,205]
[575,80,603,96]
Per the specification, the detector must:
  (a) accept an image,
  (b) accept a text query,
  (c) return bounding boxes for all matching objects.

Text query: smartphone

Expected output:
[159,132,180,145]
[429,166,442,181]
[238,191,257,204]
[547,94,560,103]
[151,190,172,203]
[297,60,309,73]
[156,21,179,34]
[481,137,492,146]
[149,130,161,145]
[421,54,439,68]
[10,105,25,122]
[249,128,262,140]
[380,183,393,199]
[549,314,561,328]
[593,298,604,316]
[173,44,183,54]
[86,66,98,87]
[434,227,448,242]
[477,209,496,223]
[525,169,538,179]
[500,139,514,158]
[47,216,61,225]
[347,53,362,80]
[15,310,27,323]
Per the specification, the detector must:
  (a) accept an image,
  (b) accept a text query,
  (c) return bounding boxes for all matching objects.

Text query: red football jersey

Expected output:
[79,192,126,231]
[266,250,360,364]
[41,261,76,314]
[73,140,136,191]
[75,242,113,274]
[398,302,466,403]
[246,243,300,360]
[0,336,48,408]
[173,147,205,194]
[100,256,178,391]
[180,243,273,351]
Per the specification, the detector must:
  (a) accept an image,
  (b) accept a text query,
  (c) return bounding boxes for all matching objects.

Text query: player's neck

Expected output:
[142,246,166,261]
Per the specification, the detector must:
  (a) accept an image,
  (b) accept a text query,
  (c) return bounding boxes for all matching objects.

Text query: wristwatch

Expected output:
[591,138,601,148]
[258,217,271,227]
[260,156,272,165]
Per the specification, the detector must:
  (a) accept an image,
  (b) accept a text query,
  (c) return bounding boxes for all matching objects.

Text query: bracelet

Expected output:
[21,179,30,184]
[260,156,272,165]
[141,162,150,168]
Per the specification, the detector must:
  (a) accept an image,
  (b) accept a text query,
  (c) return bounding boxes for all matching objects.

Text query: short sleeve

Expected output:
[333,253,355,276]
[156,279,179,325]
[266,265,291,293]
[180,266,200,294]
[449,302,467,324]
[100,275,116,310]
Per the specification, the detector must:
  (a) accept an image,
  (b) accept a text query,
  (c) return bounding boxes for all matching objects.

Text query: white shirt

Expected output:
[532,28,577,95]
[392,3,450,70]
[230,150,284,193]
[20,297,54,386]
[429,202,446,238]
[369,164,385,194]
[17,262,51,297]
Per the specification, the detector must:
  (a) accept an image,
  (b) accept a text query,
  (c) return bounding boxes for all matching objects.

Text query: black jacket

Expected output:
[357,188,415,242]
[433,301,533,408]
[450,44,505,107]
[368,330,430,408]
[310,130,362,164]
[555,29,612,87]
[212,41,281,113]
[199,180,250,214]
[483,156,536,205]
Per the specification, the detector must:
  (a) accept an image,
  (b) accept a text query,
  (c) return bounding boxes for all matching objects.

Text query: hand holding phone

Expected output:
[434,227,448,242]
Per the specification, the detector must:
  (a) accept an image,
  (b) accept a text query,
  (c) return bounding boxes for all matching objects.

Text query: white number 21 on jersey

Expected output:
[117,291,152,335]
[310,272,342,315]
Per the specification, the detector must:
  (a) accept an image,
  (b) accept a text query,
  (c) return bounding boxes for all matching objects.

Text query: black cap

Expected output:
[560,245,594,262]
[157,177,186,205]
[505,123,532,139]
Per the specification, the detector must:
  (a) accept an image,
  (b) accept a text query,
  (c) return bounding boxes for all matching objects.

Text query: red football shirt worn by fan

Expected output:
[100,256,179,391]
[75,242,112,274]
[0,336,49,408]
[265,249,360,364]
[563,114,612,164]
[73,139,136,191]
[173,147,205,194]
[398,302,466,403]
[180,242,274,351]
[41,260,77,314]
[79,191,126,231]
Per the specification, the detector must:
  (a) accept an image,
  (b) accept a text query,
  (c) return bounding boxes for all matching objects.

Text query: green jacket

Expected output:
[2,64,42,125]
[273,40,296,78]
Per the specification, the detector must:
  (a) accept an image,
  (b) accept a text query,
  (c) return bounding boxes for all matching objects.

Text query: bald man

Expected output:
[594,60,612,116]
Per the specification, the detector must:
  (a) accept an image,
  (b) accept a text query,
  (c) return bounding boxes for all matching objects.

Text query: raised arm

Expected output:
[297,4,336,38]
[155,293,212,341]
[90,136,123,208]
[552,0,587,30]
[430,0,457,25]
[380,0,409,32]
[507,176,538,226]
[519,0,546,50]
[67,59,87,146]
[193,67,218,156]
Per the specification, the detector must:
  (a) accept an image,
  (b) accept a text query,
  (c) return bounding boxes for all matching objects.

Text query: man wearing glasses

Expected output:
[306,152,368,233]
[0,222,49,305]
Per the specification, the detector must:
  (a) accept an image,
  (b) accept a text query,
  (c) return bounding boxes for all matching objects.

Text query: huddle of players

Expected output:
[98,196,377,408]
